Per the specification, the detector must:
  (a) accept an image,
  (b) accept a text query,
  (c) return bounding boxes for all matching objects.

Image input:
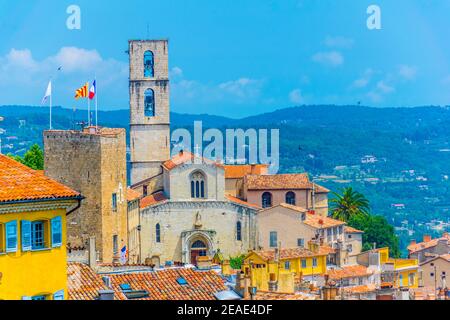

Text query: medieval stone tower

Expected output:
[129,40,170,185]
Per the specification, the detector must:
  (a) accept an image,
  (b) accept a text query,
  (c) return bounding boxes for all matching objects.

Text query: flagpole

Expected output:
[87,93,91,127]
[49,84,52,130]
[95,77,98,127]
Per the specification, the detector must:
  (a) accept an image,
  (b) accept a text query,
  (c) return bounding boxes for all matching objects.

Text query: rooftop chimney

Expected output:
[423,235,432,243]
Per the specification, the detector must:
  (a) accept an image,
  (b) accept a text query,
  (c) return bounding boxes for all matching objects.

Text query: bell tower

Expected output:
[129,40,170,185]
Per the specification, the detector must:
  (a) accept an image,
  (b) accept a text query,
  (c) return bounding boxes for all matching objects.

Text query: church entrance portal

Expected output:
[190,240,208,265]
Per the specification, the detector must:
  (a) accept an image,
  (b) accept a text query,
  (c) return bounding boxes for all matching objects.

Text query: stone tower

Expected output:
[44,127,128,264]
[129,40,170,185]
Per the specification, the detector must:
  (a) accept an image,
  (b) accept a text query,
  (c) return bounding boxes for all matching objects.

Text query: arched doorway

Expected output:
[190,239,208,265]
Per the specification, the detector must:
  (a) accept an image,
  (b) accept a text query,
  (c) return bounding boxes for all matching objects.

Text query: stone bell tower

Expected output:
[129,40,171,185]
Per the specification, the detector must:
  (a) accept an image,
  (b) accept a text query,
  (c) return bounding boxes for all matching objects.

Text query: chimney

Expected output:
[274,248,280,262]
[268,273,278,292]
[88,237,97,269]
[409,239,416,247]
[423,235,432,243]
[179,149,184,156]
[97,290,115,301]
[102,276,111,288]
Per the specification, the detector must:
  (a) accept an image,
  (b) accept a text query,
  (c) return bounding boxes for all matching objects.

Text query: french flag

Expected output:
[89,80,96,100]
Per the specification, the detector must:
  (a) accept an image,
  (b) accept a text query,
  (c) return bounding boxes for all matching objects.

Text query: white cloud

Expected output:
[398,65,417,80]
[169,66,183,79]
[351,68,374,89]
[312,51,344,67]
[289,89,304,104]
[376,81,395,94]
[324,36,354,49]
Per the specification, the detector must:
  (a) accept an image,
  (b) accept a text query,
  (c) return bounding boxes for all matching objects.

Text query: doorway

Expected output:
[190,239,208,265]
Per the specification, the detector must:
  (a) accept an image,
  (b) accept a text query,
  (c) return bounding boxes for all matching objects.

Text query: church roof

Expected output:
[244,173,329,192]
[162,151,223,171]
[0,154,81,204]
[223,164,269,179]
[225,194,261,209]
[140,191,168,209]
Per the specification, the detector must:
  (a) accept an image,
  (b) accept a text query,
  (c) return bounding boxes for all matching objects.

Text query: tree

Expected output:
[330,187,370,221]
[8,144,44,170]
[348,214,401,258]
[229,255,246,270]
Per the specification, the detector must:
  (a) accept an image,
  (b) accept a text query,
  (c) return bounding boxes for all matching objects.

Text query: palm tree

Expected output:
[330,187,370,222]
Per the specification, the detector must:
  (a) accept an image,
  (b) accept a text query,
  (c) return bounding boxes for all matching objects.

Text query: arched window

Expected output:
[190,171,206,199]
[286,191,296,205]
[144,50,154,78]
[144,89,155,117]
[236,221,242,241]
[262,192,272,208]
[155,223,161,243]
[191,240,207,249]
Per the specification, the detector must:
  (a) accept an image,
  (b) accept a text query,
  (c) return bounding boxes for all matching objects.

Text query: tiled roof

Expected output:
[259,203,308,213]
[140,192,168,209]
[245,291,316,300]
[225,194,261,209]
[327,265,371,280]
[407,234,450,253]
[342,284,376,294]
[68,263,228,300]
[253,246,331,261]
[127,188,141,202]
[245,173,329,192]
[68,263,110,300]
[303,213,346,229]
[223,164,269,179]
[0,154,81,203]
[162,151,223,171]
[345,226,364,234]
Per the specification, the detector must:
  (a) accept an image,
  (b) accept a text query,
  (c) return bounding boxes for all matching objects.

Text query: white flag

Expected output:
[42,81,52,104]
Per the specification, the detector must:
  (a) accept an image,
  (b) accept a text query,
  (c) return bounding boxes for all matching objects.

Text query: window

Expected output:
[0,223,4,253]
[112,193,118,212]
[301,213,306,222]
[53,290,64,300]
[5,220,17,253]
[51,216,62,248]
[113,235,118,256]
[312,258,318,267]
[347,244,353,253]
[236,221,242,241]
[262,192,272,208]
[144,88,155,117]
[143,185,148,197]
[358,277,364,286]
[156,223,161,243]
[399,274,403,286]
[284,261,291,270]
[31,295,47,301]
[285,192,296,205]
[31,221,45,250]
[190,171,206,199]
[409,273,415,286]
[144,50,154,78]
[301,259,307,268]
[269,231,277,248]
[297,238,305,248]
[338,226,343,235]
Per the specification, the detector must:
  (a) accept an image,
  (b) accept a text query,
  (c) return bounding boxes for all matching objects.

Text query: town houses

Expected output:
[0,39,448,301]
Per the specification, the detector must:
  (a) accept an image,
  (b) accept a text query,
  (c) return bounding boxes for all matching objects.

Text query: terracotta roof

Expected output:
[225,194,261,209]
[252,246,331,261]
[327,265,372,280]
[345,226,364,234]
[223,164,269,179]
[245,291,316,300]
[140,191,168,209]
[127,188,141,202]
[68,263,109,300]
[0,154,81,203]
[258,203,308,214]
[162,151,223,171]
[303,213,346,229]
[68,263,228,300]
[245,173,329,192]
[407,234,450,253]
[342,284,376,294]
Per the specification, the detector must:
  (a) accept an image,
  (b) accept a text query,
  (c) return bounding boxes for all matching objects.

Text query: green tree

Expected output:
[348,214,401,258]
[330,187,370,221]
[7,144,44,170]
[229,255,246,270]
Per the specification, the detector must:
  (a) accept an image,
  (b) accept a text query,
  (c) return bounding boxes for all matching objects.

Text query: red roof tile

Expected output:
[345,226,364,234]
[140,191,168,209]
[223,164,269,179]
[225,194,261,209]
[0,154,81,203]
[127,188,141,202]
[245,173,329,192]
[162,151,223,171]
[252,246,331,261]
[304,212,346,229]
[407,234,450,253]
[327,265,372,280]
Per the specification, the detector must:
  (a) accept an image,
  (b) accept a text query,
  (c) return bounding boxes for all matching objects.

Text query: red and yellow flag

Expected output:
[75,82,89,99]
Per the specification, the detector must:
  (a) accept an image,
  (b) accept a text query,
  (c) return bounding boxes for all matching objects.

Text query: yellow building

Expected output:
[241,242,332,293]
[374,247,420,289]
[0,155,82,300]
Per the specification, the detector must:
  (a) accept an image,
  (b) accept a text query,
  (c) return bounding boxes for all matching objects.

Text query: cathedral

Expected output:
[128,40,330,267]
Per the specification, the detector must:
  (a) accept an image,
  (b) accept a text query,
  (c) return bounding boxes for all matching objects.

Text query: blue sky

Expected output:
[1,0,450,117]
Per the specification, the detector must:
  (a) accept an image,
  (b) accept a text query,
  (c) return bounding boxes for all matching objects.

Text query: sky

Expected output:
[1,0,450,117]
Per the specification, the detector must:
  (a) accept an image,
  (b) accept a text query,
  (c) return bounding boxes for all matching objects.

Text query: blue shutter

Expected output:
[21,220,32,251]
[6,220,17,253]
[51,216,62,247]
[53,290,64,300]
[22,296,32,300]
